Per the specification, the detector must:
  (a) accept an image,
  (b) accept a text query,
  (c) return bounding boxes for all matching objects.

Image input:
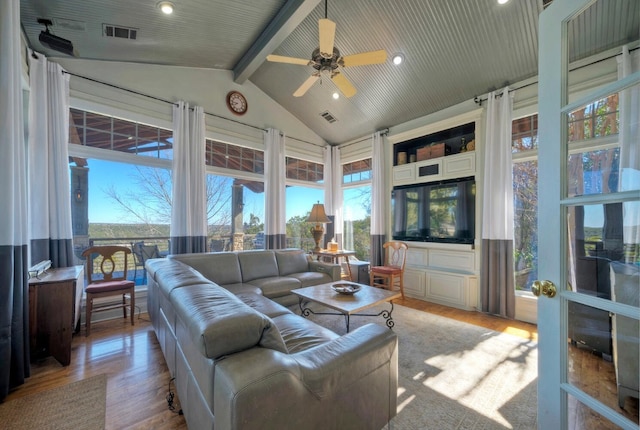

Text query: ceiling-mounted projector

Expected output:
[38,18,77,56]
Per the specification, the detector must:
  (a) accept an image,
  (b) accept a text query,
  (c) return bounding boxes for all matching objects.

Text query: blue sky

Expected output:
[85,159,368,224]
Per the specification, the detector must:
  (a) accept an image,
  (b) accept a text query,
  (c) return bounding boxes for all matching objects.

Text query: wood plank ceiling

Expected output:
[20,0,640,144]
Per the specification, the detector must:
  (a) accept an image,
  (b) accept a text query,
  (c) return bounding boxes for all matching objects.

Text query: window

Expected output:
[69,109,267,283]
[284,156,325,250]
[286,157,323,182]
[512,94,621,292]
[70,108,173,159]
[70,157,172,285]
[205,173,265,251]
[206,139,264,173]
[342,159,372,261]
[286,186,324,251]
[343,158,372,183]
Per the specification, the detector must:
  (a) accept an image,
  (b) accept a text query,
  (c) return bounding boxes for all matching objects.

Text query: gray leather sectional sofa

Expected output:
[146,249,399,430]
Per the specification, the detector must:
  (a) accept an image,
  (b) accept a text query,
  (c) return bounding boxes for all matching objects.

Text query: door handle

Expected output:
[531,280,557,298]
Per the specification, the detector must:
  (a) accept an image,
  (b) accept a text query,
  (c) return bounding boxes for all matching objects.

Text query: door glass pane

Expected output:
[566,203,640,426]
[566,85,640,197]
[568,393,638,430]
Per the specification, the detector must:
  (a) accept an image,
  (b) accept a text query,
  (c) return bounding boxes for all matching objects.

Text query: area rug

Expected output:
[301,303,538,429]
[0,374,107,430]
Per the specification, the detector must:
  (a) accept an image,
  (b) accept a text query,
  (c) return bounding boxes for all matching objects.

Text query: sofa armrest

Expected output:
[213,323,398,429]
[292,323,398,397]
[309,260,341,281]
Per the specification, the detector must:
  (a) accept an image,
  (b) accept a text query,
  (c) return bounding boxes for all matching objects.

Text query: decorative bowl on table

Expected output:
[331,283,361,295]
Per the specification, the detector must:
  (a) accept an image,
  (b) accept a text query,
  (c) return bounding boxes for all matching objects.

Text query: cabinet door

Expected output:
[392,164,415,185]
[443,152,476,178]
[426,270,466,308]
[404,268,426,297]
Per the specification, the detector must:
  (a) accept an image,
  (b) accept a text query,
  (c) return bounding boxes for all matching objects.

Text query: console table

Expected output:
[28,265,83,365]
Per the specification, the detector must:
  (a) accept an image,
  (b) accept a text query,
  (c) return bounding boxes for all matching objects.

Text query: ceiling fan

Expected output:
[266,0,387,98]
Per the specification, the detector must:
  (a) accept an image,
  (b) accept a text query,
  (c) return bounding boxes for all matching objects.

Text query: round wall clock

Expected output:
[226,91,248,115]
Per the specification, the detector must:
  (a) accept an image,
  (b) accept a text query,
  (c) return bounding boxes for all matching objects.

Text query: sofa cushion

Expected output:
[272,313,339,353]
[248,276,301,298]
[238,251,279,282]
[235,292,293,319]
[153,260,213,298]
[288,271,333,288]
[221,283,262,296]
[170,252,243,285]
[275,249,310,276]
[171,284,287,358]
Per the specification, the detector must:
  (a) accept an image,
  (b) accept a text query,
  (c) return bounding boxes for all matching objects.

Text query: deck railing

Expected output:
[79,234,316,285]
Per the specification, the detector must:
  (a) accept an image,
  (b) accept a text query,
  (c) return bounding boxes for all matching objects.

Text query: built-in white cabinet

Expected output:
[390,114,481,311]
[392,151,476,186]
[404,244,478,311]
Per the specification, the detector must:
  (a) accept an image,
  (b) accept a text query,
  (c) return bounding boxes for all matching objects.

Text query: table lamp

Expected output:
[307,201,331,252]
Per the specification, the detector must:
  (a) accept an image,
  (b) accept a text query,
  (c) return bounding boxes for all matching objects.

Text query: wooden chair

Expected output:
[370,241,409,299]
[82,245,135,336]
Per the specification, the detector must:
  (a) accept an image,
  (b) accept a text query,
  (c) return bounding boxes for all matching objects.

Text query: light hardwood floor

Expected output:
[5,298,637,429]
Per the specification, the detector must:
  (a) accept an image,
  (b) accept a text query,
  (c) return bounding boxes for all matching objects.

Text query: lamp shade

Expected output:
[307,202,331,224]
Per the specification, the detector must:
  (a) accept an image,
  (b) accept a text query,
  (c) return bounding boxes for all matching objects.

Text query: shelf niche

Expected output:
[393,122,475,166]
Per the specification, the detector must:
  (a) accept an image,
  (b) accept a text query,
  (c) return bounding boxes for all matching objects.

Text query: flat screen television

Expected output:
[392,176,476,244]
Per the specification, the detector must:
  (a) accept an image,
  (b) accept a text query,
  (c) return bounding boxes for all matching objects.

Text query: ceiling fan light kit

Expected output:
[266,0,387,98]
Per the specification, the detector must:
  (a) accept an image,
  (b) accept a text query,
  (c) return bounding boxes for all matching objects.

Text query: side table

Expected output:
[313,250,356,281]
[28,265,83,366]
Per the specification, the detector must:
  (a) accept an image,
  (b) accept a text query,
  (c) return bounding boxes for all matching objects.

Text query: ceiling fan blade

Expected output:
[331,72,357,98]
[318,18,336,57]
[293,75,320,97]
[340,50,387,67]
[266,54,311,66]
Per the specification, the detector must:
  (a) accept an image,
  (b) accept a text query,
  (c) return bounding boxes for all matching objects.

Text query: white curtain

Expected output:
[27,53,74,267]
[0,0,30,401]
[264,128,286,249]
[324,146,343,247]
[481,87,516,318]
[370,131,386,267]
[617,45,640,260]
[170,102,207,254]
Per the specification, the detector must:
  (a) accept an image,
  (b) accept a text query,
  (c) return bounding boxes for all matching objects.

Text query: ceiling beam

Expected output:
[232,0,321,84]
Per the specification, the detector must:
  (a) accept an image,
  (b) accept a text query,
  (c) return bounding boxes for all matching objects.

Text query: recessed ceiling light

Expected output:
[392,53,404,65]
[157,1,174,14]
[332,92,339,100]
[497,0,510,4]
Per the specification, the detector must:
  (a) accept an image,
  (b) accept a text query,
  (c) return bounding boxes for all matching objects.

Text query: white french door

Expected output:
[538,0,639,429]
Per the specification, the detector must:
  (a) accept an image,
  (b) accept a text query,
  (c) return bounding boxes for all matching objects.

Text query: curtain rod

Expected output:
[473,46,639,106]
[61,70,323,145]
[63,70,266,132]
[287,135,325,148]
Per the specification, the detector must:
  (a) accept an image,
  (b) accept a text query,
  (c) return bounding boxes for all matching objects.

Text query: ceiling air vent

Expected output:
[103,24,138,40]
[320,111,337,124]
